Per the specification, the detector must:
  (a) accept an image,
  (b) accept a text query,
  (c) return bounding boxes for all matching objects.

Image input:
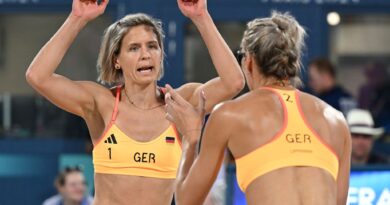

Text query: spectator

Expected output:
[308,58,356,114]
[43,166,93,205]
[347,109,389,165]
[358,62,390,133]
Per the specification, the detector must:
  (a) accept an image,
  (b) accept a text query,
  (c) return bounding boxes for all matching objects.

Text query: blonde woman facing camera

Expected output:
[165,11,351,205]
[26,0,244,204]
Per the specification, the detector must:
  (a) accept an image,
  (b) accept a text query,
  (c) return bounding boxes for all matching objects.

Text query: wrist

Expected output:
[191,11,211,26]
[68,13,89,27]
[183,129,202,145]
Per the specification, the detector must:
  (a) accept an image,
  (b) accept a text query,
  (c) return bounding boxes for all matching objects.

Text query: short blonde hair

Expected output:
[97,13,165,84]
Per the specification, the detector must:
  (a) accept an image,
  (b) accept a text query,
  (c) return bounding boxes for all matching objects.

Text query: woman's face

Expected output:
[59,172,87,202]
[116,25,162,85]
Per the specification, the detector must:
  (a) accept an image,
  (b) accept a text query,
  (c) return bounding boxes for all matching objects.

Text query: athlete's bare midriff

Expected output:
[93,173,175,205]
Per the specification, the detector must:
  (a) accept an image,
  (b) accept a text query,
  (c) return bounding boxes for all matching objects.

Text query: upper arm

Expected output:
[336,118,352,205]
[178,103,233,205]
[27,73,98,118]
[177,78,242,114]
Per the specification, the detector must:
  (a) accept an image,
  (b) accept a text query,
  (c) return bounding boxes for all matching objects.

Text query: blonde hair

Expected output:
[241,11,306,86]
[97,13,165,84]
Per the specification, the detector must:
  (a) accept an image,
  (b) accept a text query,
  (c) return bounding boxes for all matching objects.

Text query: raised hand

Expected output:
[71,0,109,23]
[177,0,207,20]
[165,84,206,138]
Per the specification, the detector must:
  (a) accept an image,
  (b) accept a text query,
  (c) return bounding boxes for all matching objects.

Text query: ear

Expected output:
[243,54,254,75]
[114,57,121,70]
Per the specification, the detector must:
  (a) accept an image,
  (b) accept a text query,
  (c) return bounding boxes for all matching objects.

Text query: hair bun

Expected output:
[272,17,289,32]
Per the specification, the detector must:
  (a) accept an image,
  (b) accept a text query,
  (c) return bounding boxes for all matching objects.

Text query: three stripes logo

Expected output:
[104,134,118,144]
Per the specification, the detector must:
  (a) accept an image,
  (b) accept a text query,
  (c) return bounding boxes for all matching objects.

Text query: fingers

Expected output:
[165,99,180,124]
[165,84,187,106]
[165,93,179,116]
[164,92,176,107]
[165,112,175,123]
[197,90,206,113]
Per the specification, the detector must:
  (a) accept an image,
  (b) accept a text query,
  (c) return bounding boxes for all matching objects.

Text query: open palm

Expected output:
[72,0,109,22]
[177,0,207,19]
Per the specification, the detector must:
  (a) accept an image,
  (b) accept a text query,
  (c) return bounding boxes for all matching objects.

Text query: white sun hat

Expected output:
[347,109,384,138]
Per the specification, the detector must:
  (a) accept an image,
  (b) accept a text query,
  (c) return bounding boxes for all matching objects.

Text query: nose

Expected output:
[140,46,151,60]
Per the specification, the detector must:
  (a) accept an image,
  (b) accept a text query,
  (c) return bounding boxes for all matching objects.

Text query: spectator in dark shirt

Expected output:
[308,58,356,114]
[358,62,390,134]
[347,109,389,165]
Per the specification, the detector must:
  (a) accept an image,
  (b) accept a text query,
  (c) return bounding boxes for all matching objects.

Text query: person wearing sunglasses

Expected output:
[165,11,351,205]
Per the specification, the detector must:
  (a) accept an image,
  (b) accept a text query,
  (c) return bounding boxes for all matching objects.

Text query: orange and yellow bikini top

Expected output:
[93,86,182,179]
[235,87,339,192]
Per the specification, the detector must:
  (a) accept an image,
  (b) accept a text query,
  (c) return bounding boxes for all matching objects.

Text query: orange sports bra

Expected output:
[235,87,339,192]
[93,86,182,179]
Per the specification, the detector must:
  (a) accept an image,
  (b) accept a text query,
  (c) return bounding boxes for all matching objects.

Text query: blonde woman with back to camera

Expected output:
[26,0,244,204]
[164,11,352,205]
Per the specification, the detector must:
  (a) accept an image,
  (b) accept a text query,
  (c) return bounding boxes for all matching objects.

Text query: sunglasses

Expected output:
[235,50,245,66]
[352,134,373,140]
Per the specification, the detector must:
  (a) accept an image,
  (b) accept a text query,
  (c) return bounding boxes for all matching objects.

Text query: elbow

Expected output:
[174,189,184,205]
[229,75,245,94]
[174,186,190,205]
[25,67,44,88]
[175,194,193,205]
[175,186,203,205]
[25,68,37,86]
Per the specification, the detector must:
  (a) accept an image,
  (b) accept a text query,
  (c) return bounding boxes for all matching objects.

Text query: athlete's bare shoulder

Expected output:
[210,90,276,126]
[300,91,345,125]
[300,92,350,151]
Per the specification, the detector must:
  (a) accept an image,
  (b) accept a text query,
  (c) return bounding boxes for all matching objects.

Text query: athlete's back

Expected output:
[226,87,351,205]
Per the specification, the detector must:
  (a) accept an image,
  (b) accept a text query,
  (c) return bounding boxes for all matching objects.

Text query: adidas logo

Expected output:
[104,134,118,144]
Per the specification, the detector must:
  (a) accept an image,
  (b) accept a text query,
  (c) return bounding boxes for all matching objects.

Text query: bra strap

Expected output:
[111,86,121,122]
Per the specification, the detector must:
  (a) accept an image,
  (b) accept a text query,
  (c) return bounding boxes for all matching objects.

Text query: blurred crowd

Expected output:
[307,57,390,166]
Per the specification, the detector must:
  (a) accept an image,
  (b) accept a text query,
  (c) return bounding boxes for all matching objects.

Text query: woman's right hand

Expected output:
[71,0,109,23]
[165,84,206,140]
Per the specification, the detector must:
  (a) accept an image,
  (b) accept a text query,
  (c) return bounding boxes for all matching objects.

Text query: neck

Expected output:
[351,155,369,165]
[251,75,293,90]
[63,198,80,205]
[122,81,163,109]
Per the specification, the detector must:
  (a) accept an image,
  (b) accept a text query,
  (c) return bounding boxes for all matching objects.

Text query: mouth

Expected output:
[137,66,154,74]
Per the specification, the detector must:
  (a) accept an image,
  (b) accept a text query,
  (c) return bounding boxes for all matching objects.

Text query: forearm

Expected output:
[26,14,87,84]
[192,13,244,91]
[175,131,201,205]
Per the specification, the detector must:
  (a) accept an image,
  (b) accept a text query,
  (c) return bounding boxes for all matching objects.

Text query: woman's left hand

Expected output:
[177,0,208,20]
[165,84,206,139]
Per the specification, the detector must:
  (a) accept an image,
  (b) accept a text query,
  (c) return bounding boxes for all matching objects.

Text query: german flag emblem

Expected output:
[165,136,175,144]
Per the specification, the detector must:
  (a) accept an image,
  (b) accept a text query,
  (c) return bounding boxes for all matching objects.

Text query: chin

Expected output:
[136,77,158,85]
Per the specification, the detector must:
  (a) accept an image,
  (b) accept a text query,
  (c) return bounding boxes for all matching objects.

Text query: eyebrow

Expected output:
[127,40,159,47]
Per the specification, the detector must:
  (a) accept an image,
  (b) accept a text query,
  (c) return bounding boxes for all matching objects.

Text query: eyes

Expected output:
[128,43,159,52]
